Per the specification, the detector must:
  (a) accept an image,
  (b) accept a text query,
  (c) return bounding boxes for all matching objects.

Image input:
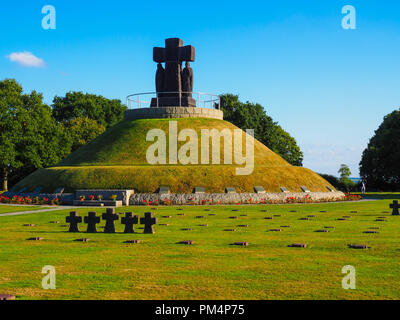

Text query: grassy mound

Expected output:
[14,118,334,193]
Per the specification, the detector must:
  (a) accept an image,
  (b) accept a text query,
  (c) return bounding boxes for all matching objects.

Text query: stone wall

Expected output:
[124,107,223,121]
[129,192,345,205]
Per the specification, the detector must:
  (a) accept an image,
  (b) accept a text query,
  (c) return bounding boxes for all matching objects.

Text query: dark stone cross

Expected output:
[390,200,400,216]
[151,38,195,107]
[84,212,101,233]
[102,208,119,233]
[66,211,82,233]
[140,212,158,234]
[121,212,139,233]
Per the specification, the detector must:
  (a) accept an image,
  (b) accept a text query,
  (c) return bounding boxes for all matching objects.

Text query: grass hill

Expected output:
[14,118,334,193]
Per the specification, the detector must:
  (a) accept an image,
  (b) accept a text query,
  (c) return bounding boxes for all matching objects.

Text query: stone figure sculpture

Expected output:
[151,38,196,107]
[181,62,193,98]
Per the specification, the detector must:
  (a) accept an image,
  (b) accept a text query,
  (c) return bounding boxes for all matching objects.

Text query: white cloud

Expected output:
[6,51,45,68]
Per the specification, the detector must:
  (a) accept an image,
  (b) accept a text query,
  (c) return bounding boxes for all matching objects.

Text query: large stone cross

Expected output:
[140,212,158,234]
[66,211,82,233]
[121,212,139,233]
[102,208,119,233]
[84,212,101,233]
[153,38,195,102]
[390,200,400,216]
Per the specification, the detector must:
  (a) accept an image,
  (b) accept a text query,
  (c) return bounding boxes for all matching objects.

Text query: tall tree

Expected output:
[360,109,400,190]
[220,94,303,166]
[338,164,355,192]
[52,91,126,128]
[0,79,72,190]
[0,79,23,190]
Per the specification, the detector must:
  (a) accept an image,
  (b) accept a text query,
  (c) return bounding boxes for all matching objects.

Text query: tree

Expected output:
[360,109,400,191]
[64,117,106,152]
[0,79,72,191]
[220,94,303,166]
[338,164,355,192]
[52,91,126,128]
[0,79,23,190]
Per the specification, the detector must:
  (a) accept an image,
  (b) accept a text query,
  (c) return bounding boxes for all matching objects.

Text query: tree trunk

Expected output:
[2,168,8,191]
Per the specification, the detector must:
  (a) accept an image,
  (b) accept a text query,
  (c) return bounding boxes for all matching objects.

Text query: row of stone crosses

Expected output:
[66,209,158,234]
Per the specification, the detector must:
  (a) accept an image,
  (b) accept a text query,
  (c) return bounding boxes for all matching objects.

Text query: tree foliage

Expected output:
[0,79,71,190]
[338,164,354,192]
[360,109,400,190]
[52,91,126,128]
[63,117,106,152]
[220,94,303,166]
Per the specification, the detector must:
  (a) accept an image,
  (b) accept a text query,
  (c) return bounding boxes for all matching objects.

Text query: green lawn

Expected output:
[0,200,399,300]
[0,205,50,215]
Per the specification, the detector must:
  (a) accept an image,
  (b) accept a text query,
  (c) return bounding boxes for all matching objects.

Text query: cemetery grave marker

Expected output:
[315,230,329,233]
[280,187,290,193]
[84,212,101,233]
[348,244,370,249]
[178,240,194,245]
[75,238,90,242]
[288,243,307,248]
[363,231,379,234]
[390,200,399,216]
[254,186,266,194]
[194,187,205,194]
[27,237,43,241]
[66,212,82,233]
[231,242,249,246]
[124,240,141,244]
[225,187,236,194]
[140,212,158,234]
[300,186,310,193]
[102,208,119,233]
[121,212,139,233]
[158,186,170,194]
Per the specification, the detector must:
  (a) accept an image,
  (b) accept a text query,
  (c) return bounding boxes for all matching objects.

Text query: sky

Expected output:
[1,0,399,177]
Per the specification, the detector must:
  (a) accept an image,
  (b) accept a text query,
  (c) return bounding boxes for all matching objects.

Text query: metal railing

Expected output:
[126,92,221,110]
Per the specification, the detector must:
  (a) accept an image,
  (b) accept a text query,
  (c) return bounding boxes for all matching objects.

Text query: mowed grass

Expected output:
[0,205,48,215]
[0,200,399,300]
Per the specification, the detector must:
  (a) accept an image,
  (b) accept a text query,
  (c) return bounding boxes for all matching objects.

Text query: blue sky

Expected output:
[1,0,400,176]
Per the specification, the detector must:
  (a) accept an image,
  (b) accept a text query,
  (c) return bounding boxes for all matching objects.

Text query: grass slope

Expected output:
[0,200,399,300]
[14,118,333,193]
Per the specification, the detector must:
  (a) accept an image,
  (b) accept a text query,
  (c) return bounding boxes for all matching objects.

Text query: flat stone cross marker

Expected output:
[390,200,399,216]
[121,212,139,234]
[102,208,119,233]
[66,211,82,233]
[84,212,100,233]
[140,212,158,234]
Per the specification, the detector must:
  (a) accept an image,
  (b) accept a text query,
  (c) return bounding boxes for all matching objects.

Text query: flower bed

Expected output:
[0,195,60,206]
